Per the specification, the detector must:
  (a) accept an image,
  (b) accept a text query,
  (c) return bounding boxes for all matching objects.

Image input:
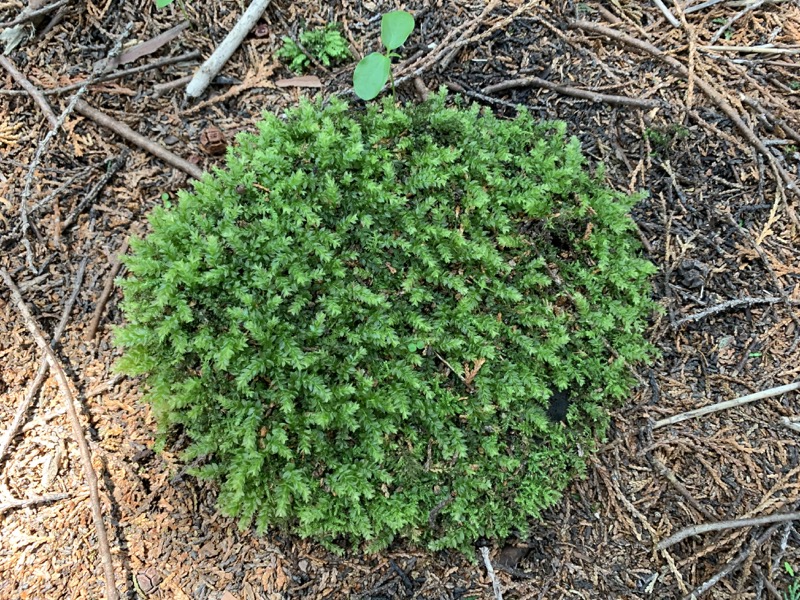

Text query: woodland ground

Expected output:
[1,0,799,598]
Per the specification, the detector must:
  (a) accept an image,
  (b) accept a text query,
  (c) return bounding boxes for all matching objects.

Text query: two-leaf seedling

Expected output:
[353,10,415,100]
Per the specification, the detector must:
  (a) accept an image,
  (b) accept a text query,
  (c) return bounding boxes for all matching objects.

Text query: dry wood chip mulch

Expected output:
[1,0,799,598]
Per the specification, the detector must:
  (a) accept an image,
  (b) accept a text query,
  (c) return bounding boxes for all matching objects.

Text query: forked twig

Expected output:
[0,256,88,465]
[682,503,800,600]
[0,269,119,600]
[61,150,129,231]
[0,0,69,28]
[0,55,58,128]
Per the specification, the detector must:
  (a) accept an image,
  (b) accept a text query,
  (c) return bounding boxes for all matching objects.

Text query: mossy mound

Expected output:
[116,93,656,552]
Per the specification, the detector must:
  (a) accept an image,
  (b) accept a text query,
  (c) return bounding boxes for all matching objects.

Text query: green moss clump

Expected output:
[276,24,351,73]
[115,93,657,553]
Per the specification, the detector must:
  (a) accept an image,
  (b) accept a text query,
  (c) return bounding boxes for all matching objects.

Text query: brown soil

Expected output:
[1,1,799,599]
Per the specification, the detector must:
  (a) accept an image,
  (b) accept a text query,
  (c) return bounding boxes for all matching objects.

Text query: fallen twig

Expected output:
[153,74,192,97]
[652,381,800,429]
[0,492,73,516]
[722,212,800,330]
[684,0,727,14]
[652,0,680,27]
[674,296,799,326]
[657,511,800,550]
[709,0,765,44]
[753,564,784,600]
[185,0,273,98]
[19,23,131,272]
[681,504,799,600]
[570,20,799,203]
[482,76,661,109]
[648,452,715,519]
[741,95,800,146]
[49,50,201,95]
[779,416,800,434]
[480,547,504,600]
[0,256,88,466]
[74,99,203,179]
[434,351,468,386]
[0,55,58,128]
[85,236,130,341]
[1,268,119,600]
[86,373,126,398]
[0,0,69,29]
[701,44,800,55]
[61,150,129,231]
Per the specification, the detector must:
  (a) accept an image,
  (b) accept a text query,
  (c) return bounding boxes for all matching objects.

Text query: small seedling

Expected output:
[786,562,800,600]
[353,10,414,100]
[154,0,190,22]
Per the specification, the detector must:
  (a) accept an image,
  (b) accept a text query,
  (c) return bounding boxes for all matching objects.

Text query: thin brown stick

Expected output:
[682,513,795,600]
[652,381,800,429]
[0,51,201,97]
[570,20,799,201]
[74,99,203,179]
[19,23,132,273]
[0,492,73,516]
[438,0,499,71]
[648,452,715,519]
[741,95,800,147]
[723,212,800,331]
[0,256,88,465]
[482,76,661,108]
[153,74,192,97]
[85,373,126,399]
[1,269,119,600]
[49,50,201,95]
[0,0,69,28]
[392,1,509,90]
[657,511,800,550]
[753,564,784,600]
[0,56,58,128]
[85,236,130,342]
[61,150,129,231]
[434,351,468,385]
[709,0,765,44]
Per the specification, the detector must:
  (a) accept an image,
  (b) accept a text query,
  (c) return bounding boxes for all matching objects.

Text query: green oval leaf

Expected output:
[353,52,391,100]
[381,10,415,51]
[155,0,175,8]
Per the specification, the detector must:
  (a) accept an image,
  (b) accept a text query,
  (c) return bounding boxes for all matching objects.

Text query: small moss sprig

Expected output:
[353,10,414,100]
[277,24,352,74]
